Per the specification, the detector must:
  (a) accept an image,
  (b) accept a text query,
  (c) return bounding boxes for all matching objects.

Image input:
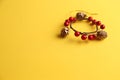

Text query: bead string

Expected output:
[61,12,107,40]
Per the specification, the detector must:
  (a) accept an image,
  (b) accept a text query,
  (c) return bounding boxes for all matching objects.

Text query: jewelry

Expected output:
[60,12,107,40]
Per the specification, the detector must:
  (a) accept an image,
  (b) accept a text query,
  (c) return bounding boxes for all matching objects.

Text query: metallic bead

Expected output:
[61,27,69,37]
[96,31,107,40]
[76,12,86,20]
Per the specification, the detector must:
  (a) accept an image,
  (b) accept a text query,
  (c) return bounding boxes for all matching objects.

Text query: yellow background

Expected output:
[0,0,120,80]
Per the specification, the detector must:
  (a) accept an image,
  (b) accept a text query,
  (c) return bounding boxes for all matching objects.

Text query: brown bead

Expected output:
[61,27,69,37]
[76,12,86,20]
[96,31,107,40]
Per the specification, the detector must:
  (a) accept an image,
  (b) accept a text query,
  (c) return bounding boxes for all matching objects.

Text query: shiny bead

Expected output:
[96,21,101,26]
[92,19,97,24]
[69,17,75,22]
[93,34,96,37]
[76,12,86,20]
[74,31,80,37]
[88,16,93,21]
[96,31,107,40]
[81,34,87,40]
[61,27,69,37]
[64,21,69,26]
[72,18,77,22]
[100,24,105,29]
[88,35,96,40]
[65,19,70,23]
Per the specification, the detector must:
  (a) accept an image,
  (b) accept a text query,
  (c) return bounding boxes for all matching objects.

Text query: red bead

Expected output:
[96,21,101,26]
[92,34,96,39]
[88,35,96,40]
[92,19,97,24]
[72,18,77,22]
[69,17,75,22]
[74,31,80,37]
[81,34,87,40]
[88,16,93,21]
[64,21,69,26]
[100,24,105,29]
[65,19,70,23]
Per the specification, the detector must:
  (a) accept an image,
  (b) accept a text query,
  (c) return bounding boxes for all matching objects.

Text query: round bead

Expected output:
[88,35,96,40]
[92,19,97,24]
[69,17,75,22]
[81,34,87,40]
[74,31,80,37]
[88,16,93,21]
[100,24,105,29]
[64,21,69,26]
[96,21,101,26]
[92,34,96,39]
[65,19,70,23]
[72,18,77,22]
[76,12,86,20]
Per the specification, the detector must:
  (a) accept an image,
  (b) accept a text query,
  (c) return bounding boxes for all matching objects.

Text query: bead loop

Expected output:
[61,12,107,40]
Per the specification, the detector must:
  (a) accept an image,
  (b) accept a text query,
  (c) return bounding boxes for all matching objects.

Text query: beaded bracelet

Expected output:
[61,12,107,40]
